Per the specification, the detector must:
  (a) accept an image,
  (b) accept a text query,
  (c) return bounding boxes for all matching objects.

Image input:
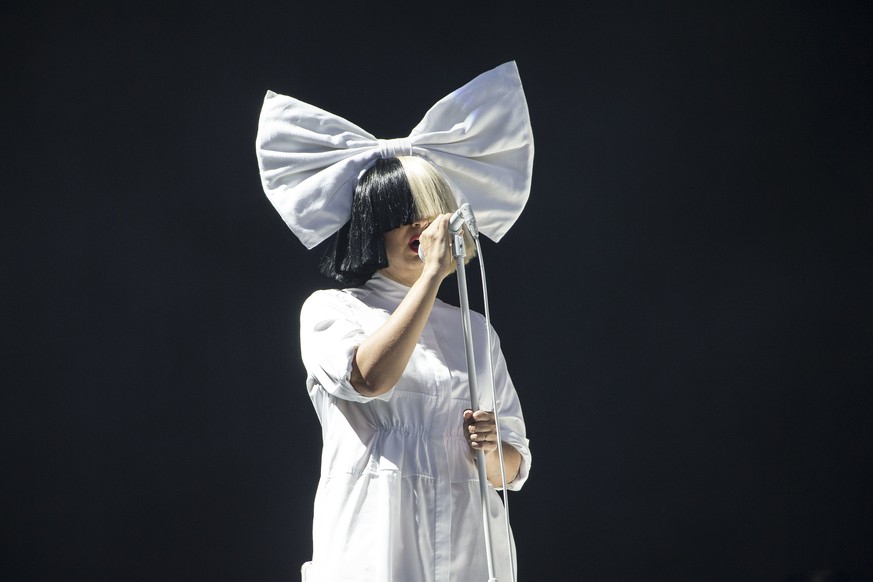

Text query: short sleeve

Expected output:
[300,289,392,403]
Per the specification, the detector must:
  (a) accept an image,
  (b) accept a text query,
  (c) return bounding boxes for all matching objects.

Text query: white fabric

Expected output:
[256,61,535,249]
[299,273,531,582]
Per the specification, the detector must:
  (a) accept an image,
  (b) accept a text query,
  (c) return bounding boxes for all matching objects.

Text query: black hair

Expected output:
[319,158,416,286]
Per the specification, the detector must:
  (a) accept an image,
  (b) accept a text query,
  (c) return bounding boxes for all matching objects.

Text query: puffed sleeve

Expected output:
[300,289,393,403]
[485,322,532,491]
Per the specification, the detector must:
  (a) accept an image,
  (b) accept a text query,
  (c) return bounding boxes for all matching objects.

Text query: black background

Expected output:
[3,1,872,581]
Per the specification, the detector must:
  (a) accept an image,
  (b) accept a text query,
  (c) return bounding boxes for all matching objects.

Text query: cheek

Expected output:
[383,234,407,261]
[385,231,410,253]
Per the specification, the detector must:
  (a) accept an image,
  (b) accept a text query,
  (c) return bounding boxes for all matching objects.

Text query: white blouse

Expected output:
[298,272,532,582]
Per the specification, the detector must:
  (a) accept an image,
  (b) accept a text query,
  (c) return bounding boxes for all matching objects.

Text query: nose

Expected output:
[412,217,430,229]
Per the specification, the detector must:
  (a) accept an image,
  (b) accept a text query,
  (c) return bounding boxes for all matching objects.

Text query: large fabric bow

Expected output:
[255,61,534,249]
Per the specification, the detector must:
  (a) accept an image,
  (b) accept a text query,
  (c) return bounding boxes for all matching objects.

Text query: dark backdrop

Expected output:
[3,1,872,581]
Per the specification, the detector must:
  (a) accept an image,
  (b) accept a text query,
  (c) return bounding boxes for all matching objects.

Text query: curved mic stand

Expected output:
[450,221,498,582]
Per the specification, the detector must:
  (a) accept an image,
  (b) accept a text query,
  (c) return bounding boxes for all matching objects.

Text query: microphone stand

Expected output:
[450,225,498,582]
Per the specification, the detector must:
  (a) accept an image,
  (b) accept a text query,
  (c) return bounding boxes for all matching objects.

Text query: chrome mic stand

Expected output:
[449,206,498,582]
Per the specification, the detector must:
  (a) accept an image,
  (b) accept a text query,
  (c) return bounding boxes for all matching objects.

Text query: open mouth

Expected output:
[409,236,420,253]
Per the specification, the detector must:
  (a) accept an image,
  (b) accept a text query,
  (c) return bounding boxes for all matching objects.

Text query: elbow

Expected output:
[352,379,393,397]
[350,362,395,397]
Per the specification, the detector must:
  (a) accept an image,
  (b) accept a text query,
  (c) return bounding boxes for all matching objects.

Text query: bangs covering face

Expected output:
[319,156,474,286]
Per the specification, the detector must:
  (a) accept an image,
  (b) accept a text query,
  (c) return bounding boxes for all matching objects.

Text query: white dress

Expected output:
[298,273,532,582]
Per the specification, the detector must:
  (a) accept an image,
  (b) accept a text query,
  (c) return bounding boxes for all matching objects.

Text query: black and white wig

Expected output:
[319,156,475,287]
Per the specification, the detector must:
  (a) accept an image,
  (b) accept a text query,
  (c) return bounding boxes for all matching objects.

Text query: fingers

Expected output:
[465,410,494,423]
[420,213,455,275]
[463,409,498,452]
[422,213,450,237]
[421,214,452,251]
[469,433,498,453]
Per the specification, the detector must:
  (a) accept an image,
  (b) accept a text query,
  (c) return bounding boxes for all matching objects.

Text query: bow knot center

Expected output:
[378,138,413,159]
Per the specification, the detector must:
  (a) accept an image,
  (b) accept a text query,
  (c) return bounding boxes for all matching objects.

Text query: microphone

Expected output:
[448,205,466,235]
[419,205,475,261]
[457,203,478,237]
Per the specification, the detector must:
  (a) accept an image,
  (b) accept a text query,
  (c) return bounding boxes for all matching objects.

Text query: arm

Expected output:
[487,443,522,489]
[350,270,441,396]
[350,214,455,397]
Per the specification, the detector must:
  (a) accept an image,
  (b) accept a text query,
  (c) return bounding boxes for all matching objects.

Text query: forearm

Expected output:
[351,270,443,396]
[485,442,521,488]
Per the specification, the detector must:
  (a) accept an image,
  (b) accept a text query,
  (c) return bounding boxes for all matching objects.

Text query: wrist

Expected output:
[418,264,446,285]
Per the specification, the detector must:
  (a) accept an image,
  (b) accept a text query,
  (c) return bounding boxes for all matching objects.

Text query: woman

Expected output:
[300,155,528,581]
[255,61,535,582]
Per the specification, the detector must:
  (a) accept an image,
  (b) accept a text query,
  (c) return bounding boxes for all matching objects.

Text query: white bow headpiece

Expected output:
[255,61,534,249]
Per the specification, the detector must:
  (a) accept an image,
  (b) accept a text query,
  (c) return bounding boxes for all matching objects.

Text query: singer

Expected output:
[255,62,535,582]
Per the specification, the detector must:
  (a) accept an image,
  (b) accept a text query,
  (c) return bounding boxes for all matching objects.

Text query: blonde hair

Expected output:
[398,156,476,264]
